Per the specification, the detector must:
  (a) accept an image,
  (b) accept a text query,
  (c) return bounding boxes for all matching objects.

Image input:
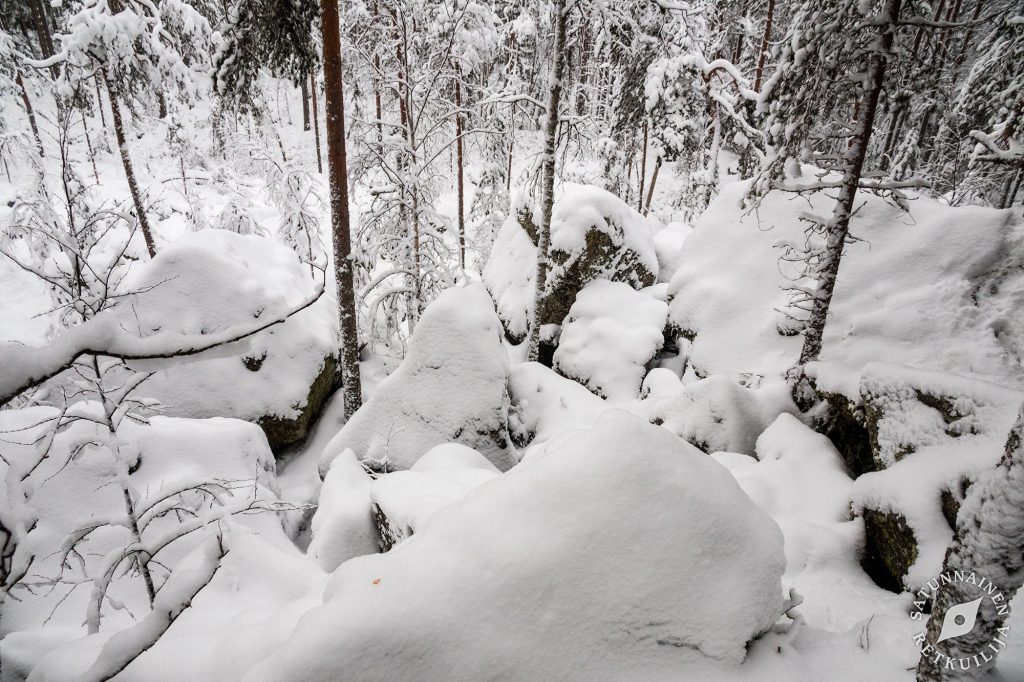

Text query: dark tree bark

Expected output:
[644,157,661,216]
[455,79,466,270]
[104,76,158,258]
[526,0,569,362]
[16,72,45,157]
[753,0,775,91]
[793,0,902,409]
[28,0,58,79]
[638,118,648,213]
[320,0,363,419]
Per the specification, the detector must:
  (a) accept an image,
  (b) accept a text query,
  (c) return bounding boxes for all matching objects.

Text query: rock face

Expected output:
[483,184,659,358]
[813,362,1023,591]
[126,230,339,453]
[319,285,517,474]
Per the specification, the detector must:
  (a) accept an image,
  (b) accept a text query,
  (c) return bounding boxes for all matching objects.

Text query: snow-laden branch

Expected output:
[0,284,325,407]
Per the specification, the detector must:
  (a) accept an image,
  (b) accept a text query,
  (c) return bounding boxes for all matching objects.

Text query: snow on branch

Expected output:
[0,283,325,408]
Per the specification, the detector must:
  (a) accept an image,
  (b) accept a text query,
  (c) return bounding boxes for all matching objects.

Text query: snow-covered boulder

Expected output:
[251,411,786,680]
[812,362,1023,591]
[638,375,794,455]
[370,443,500,551]
[552,280,668,400]
[666,180,1024,388]
[307,449,378,572]
[508,361,607,450]
[319,285,516,473]
[121,230,339,451]
[483,184,659,350]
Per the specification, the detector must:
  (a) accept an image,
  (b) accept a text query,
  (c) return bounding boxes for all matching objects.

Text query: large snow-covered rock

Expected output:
[822,363,1024,592]
[307,449,378,572]
[121,230,339,451]
[319,284,516,473]
[251,411,786,680]
[553,280,668,401]
[667,180,1024,388]
[370,443,500,551]
[483,184,660,345]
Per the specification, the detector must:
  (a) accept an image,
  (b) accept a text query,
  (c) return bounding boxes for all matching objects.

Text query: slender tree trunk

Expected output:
[638,119,648,213]
[310,73,323,174]
[793,0,901,409]
[373,53,384,150]
[506,105,514,192]
[753,0,775,91]
[95,77,108,129]
[16,72,45,157]
[301,77,311,132]
[644,157,661,216]
[455,79,466,271]
[526,0,569,362]
[105,76,157,258]
[83,113,100,185]
[916,402,1024,681]
[28,0,59,79]
[320,0,363,419]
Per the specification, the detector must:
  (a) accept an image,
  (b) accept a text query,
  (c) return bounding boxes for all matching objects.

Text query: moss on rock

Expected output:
[860,509,919,593]
[257,354,337,453]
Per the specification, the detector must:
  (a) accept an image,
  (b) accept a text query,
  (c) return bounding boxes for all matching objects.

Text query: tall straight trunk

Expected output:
[793,0,901,409]
[525,0,569,362]
[82,112,100,184]
[320,0,363,419]
[95,77,108,129]
[104,76,157,258]
[301,77,311,131]
[916,402,1024,681]
[638,119,648,212]
[506,105,514,191]
[310,73,323,173]
[753,0,775,91]
[644,157,661,216]
[16,72,45,157]
[373,53,384,149]
[455,79,466,271]
[28,0,58,79]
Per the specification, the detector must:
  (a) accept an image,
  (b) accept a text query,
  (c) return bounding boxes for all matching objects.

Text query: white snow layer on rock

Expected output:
[307,449,378,572]
[370,443,499,539]
[319,284,516,473]
[483,183,660,339]
[553,280,668,400]
[668,179,1024,388]
[247,411,786,681]
[121,229,337,423]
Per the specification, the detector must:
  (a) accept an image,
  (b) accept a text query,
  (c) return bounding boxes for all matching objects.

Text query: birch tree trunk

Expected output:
[525,0,569,362]
[792,0,902,410]
[320,0,363,419]
[455,79,466,271]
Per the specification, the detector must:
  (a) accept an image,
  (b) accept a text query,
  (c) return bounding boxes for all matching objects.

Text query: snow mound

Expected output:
[483,184,660,342]
[250,411,785,680]
[307,449,378,572]
[121,229,338,450]
[319,284,516,473]
[638,375,795,455]
[370,443,499,549]
[667,180,1024,388]
[553,280,668,400]
[508,361,606,452]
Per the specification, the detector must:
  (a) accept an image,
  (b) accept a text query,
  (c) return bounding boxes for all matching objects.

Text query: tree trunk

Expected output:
[525,0,569,362]
[105,76,157,258]
[793,0,901,409]
[373,53,384,150]
[83,113,100,185]
[310,73,323,174]
[753,0,775,91]
[638,119,648,212]
[320,0,363,419]
[28,0,58,79]
[644,157,661,216]
[16,72,45,157]
[455,79,466,271]
[301,77,311,132]
[916,402,1024,681]
[95,77,108,130]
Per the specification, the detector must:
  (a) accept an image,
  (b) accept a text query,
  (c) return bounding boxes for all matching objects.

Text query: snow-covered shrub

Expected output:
[483,183,660,344]
[124,230,338,450]
[319,284,516,473]
[552,280,667,401]
[253,411,787,679]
